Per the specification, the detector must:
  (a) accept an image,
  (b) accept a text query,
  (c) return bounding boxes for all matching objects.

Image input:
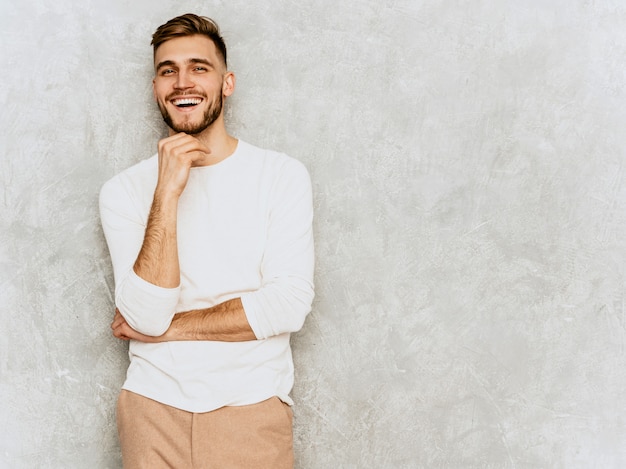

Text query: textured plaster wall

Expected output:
[2,0,626,468]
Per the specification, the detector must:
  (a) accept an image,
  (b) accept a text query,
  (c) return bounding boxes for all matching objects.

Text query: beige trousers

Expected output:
[117,390,294,469]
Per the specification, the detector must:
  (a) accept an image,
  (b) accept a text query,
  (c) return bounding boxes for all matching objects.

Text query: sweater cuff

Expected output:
[116,269,181,336]
[240,293,267,340]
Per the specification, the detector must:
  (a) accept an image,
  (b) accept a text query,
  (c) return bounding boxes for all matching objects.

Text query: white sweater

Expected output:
[99,140,315,412]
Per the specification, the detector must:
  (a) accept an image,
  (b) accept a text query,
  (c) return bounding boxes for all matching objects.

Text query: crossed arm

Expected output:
[108,133,256,344]
[100,133,314,344]
[111,298,256,342]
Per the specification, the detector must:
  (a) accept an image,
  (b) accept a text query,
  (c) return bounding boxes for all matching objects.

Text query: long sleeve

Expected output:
[240,158,315,340]
[99,159,180,336]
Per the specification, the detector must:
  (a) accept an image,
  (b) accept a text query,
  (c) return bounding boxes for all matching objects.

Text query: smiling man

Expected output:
[99,13,314,469]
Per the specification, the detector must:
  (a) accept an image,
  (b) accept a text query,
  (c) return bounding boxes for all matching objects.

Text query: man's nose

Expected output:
[174,71,193,89]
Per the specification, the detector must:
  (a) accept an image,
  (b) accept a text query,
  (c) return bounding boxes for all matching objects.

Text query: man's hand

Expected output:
[156,133,211,198]
[111,309,164,343]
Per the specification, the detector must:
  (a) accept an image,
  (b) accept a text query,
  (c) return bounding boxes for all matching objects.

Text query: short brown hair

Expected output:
[151,13,228,67]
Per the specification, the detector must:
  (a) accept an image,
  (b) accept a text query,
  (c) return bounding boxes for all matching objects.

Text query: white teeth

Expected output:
[173,98,202,106]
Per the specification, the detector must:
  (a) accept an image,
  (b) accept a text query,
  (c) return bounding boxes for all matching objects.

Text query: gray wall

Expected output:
[2,0,625,467]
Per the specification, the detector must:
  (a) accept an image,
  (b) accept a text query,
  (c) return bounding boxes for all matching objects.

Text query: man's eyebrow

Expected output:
[155,59,176,71]
[156,58,213,70]
[188,58,213,67]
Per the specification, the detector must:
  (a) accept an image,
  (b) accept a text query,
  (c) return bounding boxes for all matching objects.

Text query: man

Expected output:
[99,13,314,468]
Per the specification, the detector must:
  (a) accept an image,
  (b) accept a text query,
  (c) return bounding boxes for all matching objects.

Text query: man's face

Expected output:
[153,35,231,135]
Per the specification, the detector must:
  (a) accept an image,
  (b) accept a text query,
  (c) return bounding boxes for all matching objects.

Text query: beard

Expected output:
[158,92,223,135]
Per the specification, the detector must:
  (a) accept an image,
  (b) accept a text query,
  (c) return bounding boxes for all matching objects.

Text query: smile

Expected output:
[171,97,203,108]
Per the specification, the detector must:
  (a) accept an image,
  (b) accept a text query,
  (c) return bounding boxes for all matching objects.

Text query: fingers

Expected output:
[159,133,211,164]
[111,309,131,341]
[111,309,124,328]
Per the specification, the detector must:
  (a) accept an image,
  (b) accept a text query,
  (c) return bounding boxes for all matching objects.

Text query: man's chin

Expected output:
[166,118,207,135]
[171,125,205,135]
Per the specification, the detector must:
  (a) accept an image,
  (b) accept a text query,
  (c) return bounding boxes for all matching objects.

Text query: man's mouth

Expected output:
[171,97,203,108]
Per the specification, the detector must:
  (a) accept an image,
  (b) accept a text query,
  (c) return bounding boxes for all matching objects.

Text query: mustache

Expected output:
[165,90,207,100]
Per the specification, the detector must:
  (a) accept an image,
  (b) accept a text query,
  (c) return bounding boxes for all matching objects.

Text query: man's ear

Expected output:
[152,78,157,101]
[222,72,236,97]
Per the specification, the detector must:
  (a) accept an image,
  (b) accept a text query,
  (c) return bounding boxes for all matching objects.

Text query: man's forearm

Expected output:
[133,193,180,288]
[168,298,257,342]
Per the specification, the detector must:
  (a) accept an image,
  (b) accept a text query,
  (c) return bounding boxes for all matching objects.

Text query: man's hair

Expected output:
[151,13,228,67]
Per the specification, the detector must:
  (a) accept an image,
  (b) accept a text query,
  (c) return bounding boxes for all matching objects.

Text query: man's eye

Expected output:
[194,67,207,72]
[161,69,175,75]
